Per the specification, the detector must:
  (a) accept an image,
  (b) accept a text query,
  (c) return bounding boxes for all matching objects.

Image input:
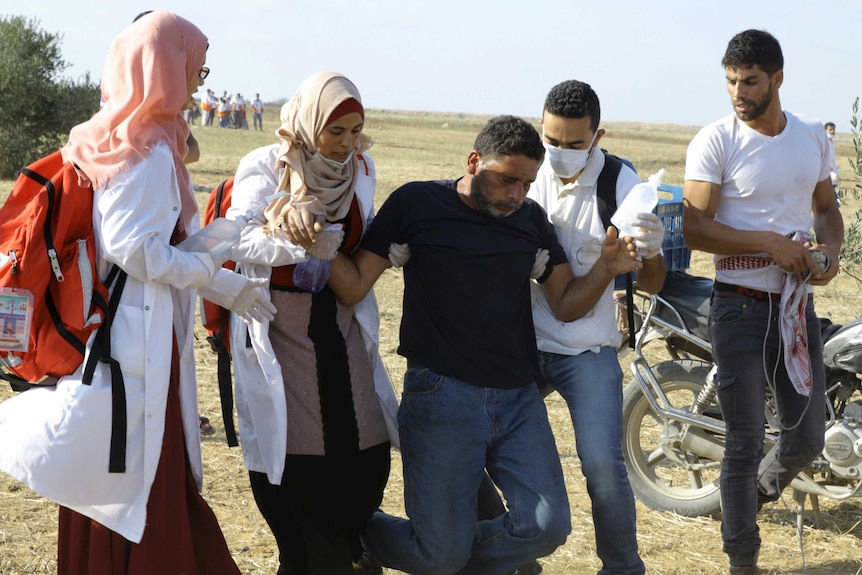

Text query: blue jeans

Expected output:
[538,347,645,575]
[363,368,571,575]
[709,291,825,566]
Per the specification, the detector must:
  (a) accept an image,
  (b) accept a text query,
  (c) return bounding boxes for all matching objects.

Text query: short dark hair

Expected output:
[473,115,544,163]
[722,29,784,76]
[825,122,836,130]
[543,80,601,132]
[133,10,154,22]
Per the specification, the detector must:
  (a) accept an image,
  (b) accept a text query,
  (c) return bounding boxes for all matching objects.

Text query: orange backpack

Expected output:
[0,151,129,472]
[200,177,239,447]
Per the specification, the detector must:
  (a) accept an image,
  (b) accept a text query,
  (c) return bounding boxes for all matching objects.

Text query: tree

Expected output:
[0,15,100,177]
[839,97,862,283]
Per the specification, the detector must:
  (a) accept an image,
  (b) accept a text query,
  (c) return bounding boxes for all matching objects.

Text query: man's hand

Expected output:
[599,226,642,277]
[770,234,837,282]
[284,206,325,249]
[804,243,840,286]
[263,193,325,248]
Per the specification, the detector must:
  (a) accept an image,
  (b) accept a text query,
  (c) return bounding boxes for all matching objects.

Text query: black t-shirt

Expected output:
[361,179,567,389]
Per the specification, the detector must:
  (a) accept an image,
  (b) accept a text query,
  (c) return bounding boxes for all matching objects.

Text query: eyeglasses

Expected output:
[198,67,210,81]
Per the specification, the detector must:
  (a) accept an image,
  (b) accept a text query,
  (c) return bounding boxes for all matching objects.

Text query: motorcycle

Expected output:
[618,270,862,528]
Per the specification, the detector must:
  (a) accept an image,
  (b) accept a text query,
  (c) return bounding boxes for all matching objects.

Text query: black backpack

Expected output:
[595,151,637,349]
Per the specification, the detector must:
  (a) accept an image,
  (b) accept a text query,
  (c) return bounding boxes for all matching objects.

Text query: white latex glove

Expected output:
[306,225,344,260]
[210,249,233,270]
[388,243,411,268]
[531,248,550,280]
[230,277,277,323]
[629,213,664,260]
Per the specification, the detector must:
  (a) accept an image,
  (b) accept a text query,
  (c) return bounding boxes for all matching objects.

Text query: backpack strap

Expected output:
[596,151,636,350]
[211,178,239,448]
[596,152,623,230]
[82,264,129,473]
[0,368,32,392]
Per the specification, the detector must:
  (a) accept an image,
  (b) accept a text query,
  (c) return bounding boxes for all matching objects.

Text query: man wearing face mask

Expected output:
[528,79,666,575]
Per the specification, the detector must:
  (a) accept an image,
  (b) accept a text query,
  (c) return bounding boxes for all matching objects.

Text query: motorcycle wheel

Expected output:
[622,360,723,518]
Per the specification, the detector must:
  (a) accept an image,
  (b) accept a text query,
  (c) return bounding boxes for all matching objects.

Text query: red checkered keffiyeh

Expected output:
[715,251,812,396]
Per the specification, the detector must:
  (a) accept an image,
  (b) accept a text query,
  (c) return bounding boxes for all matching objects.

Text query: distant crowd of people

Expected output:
[187,89,265,130]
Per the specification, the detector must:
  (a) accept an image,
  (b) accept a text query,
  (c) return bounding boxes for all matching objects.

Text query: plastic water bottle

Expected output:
[292,223,343,293]
[611,168,666,237]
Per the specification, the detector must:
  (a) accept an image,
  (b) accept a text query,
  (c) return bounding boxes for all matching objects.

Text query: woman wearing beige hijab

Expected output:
[0,12,269,574]
[226,72,399,575]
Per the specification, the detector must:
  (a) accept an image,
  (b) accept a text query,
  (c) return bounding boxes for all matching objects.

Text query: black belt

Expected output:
[713,281,780,301]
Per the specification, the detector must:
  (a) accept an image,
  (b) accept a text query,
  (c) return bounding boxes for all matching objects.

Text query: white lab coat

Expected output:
[227,144,399,484]
[0,143,246,543]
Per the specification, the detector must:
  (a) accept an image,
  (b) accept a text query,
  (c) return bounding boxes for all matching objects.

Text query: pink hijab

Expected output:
[62,12,208,226]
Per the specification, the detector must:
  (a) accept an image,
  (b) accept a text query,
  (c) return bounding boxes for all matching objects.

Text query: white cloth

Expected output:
[685,112,831,293]
[226,144,399,484]
[780,273,812,396]
[528,150,643,355]
[0,143,244,542]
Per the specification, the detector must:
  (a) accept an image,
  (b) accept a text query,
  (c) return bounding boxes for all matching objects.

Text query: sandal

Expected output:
[199,416,216,436]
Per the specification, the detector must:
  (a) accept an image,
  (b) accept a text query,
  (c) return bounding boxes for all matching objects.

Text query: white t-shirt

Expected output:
[528,150,643,355]
[684,112,831,292]
[827,138,839,186]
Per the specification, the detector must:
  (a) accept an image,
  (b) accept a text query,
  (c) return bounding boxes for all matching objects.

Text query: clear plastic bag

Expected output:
[611,168,666,237]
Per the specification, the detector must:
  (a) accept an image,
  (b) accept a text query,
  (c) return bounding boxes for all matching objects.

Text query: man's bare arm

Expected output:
[327,248,390,305]
[683,179,816,276]
[635,254,667,294]
[809,177,843,285]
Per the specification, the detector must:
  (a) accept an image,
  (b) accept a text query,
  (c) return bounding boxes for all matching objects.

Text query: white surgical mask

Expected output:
[543,129,598,179]
[826,133,834,141]
[319,151,354,172]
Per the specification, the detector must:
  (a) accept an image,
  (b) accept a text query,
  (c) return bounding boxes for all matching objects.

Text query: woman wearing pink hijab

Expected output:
[0,12,268,574]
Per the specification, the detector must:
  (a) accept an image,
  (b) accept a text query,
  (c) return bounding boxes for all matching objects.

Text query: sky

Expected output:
[6,0,862,131]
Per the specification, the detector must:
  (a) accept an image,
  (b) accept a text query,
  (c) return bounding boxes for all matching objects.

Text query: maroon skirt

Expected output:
[57,334,240,575]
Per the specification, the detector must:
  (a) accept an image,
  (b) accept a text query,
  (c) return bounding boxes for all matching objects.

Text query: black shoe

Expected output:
[353,552,383,575]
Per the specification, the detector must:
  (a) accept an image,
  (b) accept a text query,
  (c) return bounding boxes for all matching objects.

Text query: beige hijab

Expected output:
[62,12,207,228]
[263,72,372,233]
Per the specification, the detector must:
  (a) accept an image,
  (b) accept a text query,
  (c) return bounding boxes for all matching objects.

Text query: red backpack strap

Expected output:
[358,153,369,176]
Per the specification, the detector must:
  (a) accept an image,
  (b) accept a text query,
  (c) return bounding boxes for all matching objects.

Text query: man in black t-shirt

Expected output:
[326,115,641,574]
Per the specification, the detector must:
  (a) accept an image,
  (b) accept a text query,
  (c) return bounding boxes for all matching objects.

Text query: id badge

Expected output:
[0,288,34,352]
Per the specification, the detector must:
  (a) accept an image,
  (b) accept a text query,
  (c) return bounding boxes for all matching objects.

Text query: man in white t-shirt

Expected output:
[203,89,218,126]
[252,93,264,131]
[683,29,843,575]
[527,79,666,575]
[824,121,840,198]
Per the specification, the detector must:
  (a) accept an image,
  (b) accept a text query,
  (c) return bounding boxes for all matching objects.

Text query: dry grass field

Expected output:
[2,108,862,574]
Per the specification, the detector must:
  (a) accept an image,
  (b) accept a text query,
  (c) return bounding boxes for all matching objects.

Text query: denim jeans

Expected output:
[538,347,645,575]
[362,368,571,575]
[709,291,825,566]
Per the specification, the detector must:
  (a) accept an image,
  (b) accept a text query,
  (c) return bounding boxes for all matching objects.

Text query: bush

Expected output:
[840,97,862,282]
[0,15,99,178]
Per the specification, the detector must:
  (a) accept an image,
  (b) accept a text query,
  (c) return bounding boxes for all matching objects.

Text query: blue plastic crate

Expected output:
[654,184,690,272]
